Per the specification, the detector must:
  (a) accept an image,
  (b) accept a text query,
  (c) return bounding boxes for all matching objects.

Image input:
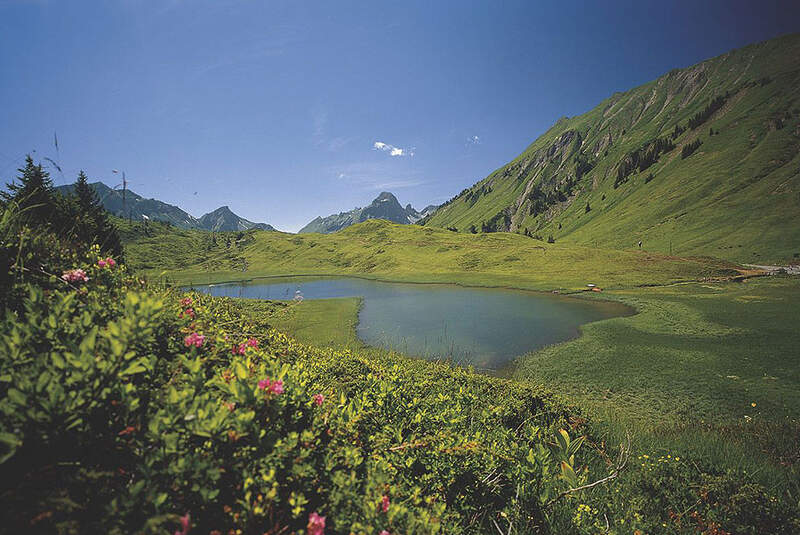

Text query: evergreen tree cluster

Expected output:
[614,136,675,188]
[681,139,703,159]
[574,154,595,180]
[670,123,686,140]
[688,94,727,130]
[480,210,511,233]
[526,176,576,218]
[464,183,492,205]
[1,155,124,260]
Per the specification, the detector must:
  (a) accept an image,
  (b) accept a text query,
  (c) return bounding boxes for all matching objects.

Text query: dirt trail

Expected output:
[743,264,800,275]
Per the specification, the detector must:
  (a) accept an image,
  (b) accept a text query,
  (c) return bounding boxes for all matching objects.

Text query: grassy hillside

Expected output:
[423,33,800,264]
[119,218,741,290]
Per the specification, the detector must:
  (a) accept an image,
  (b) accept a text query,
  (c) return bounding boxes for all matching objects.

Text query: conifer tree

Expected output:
[1,155,56,224]
[71,171,124,260]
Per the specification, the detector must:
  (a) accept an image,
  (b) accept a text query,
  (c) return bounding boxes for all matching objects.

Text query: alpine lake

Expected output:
[190,277,633,373]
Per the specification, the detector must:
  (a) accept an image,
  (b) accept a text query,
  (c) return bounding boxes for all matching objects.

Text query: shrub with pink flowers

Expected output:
[0,264,610,534]
[62,268,89,283]
[184,332,205,347]
[307,512,325,535]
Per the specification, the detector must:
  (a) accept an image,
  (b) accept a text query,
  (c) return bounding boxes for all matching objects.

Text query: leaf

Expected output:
[51,352,65,369]
[121,361,147,376]
[560,461,578,488]
[567,435,585,458]
[556,428,570,452]
[130,480,146,496]
[0,432,22,464]
[6,388,26,406]
[79,327,98,354]
[234,362,248,380]
[35,371,50,392]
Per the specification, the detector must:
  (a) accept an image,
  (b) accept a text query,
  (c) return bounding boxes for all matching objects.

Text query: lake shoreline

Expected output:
[189,275,634,370]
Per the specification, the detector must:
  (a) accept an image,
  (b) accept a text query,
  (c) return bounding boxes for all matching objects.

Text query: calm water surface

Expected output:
[190,277,631,371]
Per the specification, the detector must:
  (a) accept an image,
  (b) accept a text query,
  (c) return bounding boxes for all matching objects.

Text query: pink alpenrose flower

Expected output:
[307,512,325,535]
[268,380,284,395]
[183,332,205,348]
[173,512,190,535]
[381,495,390,513]
[312,393,325,407]
[61,268,89,283]
[258,378,284,395]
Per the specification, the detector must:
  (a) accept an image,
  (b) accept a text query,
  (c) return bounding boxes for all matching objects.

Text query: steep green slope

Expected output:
[120,218,740,290]
[424,33,800,264]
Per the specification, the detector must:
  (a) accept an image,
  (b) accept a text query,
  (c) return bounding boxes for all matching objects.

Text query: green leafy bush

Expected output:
[0,218,601,533]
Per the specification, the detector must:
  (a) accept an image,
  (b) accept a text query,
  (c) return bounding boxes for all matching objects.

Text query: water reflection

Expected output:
[191,277,632,370]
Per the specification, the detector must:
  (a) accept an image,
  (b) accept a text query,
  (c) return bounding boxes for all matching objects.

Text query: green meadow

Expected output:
[252,275,800,487]
[123,220,799,493]
[120,218,739,290]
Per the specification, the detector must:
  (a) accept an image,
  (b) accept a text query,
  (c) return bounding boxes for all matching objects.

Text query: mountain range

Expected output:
[55,181,275,232]
[422,33,800,263]
[299,191,438,234]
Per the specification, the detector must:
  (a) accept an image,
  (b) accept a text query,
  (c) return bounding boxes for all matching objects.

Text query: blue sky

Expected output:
[1,1,798,231]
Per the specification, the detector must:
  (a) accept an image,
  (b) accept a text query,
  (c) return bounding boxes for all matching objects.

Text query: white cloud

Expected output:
[373,140,413,157]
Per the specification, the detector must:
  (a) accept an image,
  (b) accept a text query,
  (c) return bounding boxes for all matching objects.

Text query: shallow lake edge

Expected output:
[183,273,639,375]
